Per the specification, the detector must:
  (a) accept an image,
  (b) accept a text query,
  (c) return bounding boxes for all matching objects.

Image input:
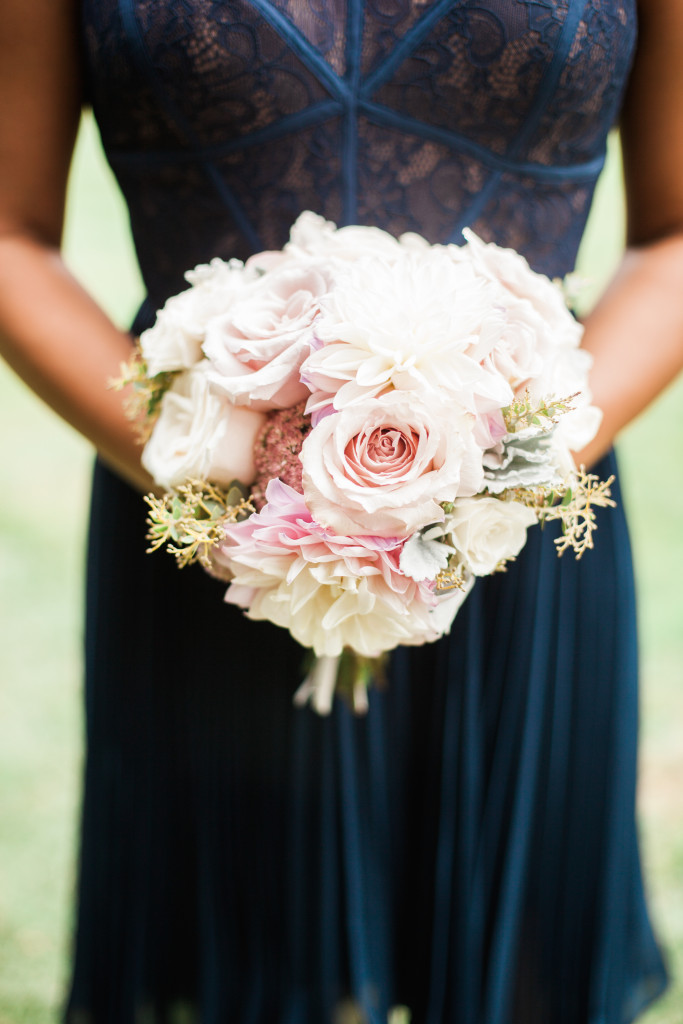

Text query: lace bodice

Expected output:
[80,0,636,309]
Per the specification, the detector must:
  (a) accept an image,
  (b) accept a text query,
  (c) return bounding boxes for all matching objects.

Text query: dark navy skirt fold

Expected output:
[65,450,667,1023]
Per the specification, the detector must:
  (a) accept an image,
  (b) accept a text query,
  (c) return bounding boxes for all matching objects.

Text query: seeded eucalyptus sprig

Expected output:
[502,390,579,434]
[540,469,616,558]
[505,467,616,559]
[109,345,179,442]
[434,566,469,594]
[145,479,254,569]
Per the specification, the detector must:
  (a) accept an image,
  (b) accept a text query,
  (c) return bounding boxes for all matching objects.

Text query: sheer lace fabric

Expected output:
[81,0,636,306]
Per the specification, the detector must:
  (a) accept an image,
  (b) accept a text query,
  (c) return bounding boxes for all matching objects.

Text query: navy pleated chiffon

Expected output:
[67,1,667,1021]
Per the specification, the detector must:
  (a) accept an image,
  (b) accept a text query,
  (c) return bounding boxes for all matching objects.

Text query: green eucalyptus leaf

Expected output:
[204,499,224,519]
[226,486,245,507]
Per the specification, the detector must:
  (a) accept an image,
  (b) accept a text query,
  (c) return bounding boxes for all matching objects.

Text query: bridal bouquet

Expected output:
[118,212,613,712]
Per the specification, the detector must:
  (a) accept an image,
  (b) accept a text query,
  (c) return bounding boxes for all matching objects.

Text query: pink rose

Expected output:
[300,392,484,537]
[202,261,331,410]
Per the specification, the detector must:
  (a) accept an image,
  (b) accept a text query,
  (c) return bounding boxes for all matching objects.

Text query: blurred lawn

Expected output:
[0,116,681,1022]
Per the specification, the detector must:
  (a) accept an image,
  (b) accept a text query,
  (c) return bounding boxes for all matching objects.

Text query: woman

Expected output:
[0,1,681,1021]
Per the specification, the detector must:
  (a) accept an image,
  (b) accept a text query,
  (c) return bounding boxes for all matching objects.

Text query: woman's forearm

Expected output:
[576,233,683,467]
[0,232,153,492]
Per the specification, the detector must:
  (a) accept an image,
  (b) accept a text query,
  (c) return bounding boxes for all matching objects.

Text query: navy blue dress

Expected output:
[70,1,667,1021]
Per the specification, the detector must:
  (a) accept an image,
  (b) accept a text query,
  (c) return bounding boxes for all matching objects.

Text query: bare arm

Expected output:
[576,0,683,467]
[0,0,153,492]
[2,0,681,487]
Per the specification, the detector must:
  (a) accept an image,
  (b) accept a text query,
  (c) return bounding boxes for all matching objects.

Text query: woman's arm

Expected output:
[576,0,683,467]
[0,0,154,492]
[2,1,681,487]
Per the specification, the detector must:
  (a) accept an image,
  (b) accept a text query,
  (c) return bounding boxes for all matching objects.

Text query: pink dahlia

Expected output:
[213,480,450,658]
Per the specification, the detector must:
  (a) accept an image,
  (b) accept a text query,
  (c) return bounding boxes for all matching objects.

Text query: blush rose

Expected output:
[202,261,330,410]
[300,392,484,537]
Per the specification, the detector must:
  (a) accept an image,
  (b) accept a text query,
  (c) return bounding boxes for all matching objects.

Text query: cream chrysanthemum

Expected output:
[302,247,513,420]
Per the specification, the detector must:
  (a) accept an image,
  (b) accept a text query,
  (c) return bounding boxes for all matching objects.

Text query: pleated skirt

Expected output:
[65,448,667,1024]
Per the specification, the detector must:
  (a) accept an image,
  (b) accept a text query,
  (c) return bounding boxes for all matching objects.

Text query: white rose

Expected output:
[556,407,603,454]
[526,342,592,404]
[457,230,603,450]
[460,230,589,400]
[443,496,537,576]
[139,295,204,377]
[397,231,432,252]
[285,211,405,262]
[140,258,252,377]
[482,296,549,391]
[244,249,292,274]
[301,392,484,538]
[461,229,582,350]
[141,363,266,490]
[202,260,330,410]
[528,345,603,453]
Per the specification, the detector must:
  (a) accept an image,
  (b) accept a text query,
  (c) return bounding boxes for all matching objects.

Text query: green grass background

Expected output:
[0,116,682,1022]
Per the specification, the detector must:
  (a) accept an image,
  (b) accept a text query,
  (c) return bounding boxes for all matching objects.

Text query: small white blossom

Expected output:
[141,363,265,490]
[439,496,537,576]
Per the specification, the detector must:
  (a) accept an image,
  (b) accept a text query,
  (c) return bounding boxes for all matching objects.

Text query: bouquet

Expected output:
[117,212,614,713]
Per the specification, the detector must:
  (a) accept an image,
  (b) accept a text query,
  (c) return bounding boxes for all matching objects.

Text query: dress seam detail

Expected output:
[118,0,263,251]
